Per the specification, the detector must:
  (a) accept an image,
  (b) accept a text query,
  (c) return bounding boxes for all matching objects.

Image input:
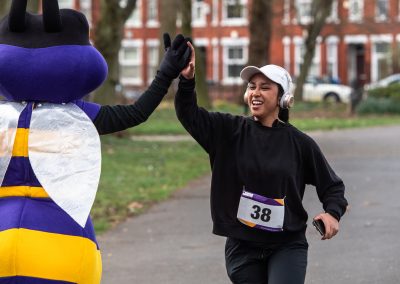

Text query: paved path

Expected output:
[99,125,400,284]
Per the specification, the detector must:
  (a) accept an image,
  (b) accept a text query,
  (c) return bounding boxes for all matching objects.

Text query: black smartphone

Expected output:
[312,219,325,236]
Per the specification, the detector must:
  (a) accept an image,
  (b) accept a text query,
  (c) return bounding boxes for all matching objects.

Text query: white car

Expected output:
[292,76,352,104]
[364,73,400,91]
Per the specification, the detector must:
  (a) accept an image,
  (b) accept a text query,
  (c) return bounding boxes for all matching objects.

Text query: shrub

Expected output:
[356,97,400,114]
[367,83,400,101]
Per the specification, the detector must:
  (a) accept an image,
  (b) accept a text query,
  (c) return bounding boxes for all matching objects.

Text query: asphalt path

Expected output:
[98,125,400,284]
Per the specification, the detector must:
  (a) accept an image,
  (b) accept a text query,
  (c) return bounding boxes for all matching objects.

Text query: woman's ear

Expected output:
[243,89,249,104]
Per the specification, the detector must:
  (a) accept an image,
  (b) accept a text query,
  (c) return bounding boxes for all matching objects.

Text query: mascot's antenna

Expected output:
[43,0,62,32]
[8,0,28,32]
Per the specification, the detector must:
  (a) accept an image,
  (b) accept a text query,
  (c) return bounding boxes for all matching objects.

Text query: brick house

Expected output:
[60,0,400,100]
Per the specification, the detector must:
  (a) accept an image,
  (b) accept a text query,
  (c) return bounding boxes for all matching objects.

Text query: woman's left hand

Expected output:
[313,212,339,240]
[181,41,195,79]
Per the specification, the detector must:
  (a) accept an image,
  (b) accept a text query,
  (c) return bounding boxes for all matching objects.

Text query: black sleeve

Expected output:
[174,76,235,154]
[304,137,348,221]
[94,71,171,135]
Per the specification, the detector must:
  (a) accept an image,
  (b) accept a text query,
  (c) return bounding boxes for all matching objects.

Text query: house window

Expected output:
[296,0,313,24]
[58,0,74,9]
[376,0,389,22]
[124,0,142,27]
[223,44,248,84]
[147,42,159,84]
[373,42,392,81]
[221,0,248,26]
[348,0,364,22]
[327,0,339,23]
[294,37,320,77]
[282,0,290,24]
[146,0,159,27]
[120,40,143,85]
[326,40,339,80]
[192,0,207,27]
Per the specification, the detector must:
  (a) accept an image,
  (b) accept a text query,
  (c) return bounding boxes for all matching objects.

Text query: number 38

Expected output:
[251,205,271,222]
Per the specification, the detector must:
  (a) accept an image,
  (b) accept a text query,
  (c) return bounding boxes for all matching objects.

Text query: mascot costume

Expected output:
[0,0,190,283]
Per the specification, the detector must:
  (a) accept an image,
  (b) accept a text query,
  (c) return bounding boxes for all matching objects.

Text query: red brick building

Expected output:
[61,0,400,99]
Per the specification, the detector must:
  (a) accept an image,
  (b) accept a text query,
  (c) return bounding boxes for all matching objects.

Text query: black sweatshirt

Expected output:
[93,71,171,135]
[175,76,348,245]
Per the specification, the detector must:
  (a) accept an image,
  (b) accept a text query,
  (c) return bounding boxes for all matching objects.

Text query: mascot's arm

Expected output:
[94,34,191,135]
[94,71,170,135]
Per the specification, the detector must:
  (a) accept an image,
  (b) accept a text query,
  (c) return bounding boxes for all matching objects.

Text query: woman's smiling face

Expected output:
[246,73,280,126]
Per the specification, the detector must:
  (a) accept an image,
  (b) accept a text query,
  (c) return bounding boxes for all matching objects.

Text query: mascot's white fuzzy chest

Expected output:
[0,101,101,227]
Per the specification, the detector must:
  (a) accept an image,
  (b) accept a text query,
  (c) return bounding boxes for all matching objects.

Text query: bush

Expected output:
[356,97,400,114]
[367,83,400,101]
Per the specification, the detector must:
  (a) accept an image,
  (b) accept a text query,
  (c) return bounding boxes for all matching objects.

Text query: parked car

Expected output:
[292,76,352,104]
[363,73,400,92]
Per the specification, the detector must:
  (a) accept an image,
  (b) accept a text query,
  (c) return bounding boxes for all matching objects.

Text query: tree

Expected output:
[242,0,273,112]
[157,0,182,101]
[180,0,211,108]
[293,0,333,101]
[247,0,272,67]
[93,0,137,105]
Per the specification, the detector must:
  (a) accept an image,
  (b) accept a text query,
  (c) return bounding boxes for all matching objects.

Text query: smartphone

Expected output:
[312,219,325,236]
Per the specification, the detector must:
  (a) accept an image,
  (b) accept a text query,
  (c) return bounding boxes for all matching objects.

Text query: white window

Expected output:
[192,0,208,27]
[146,0,159,27]
[326,37,339,80]
[221,0,248,26]
[327,0,339,23]
[372,42,392,81]
[146,40,159,84]
[293,36,321,77]
[58,0,74,9]
[119,40,143,85]
[221,38,248,84]
[296,0,313,24]
[375,0,389,22]
[124,0,142,27]
[282,0,291,24]
[80,0,92,24]
[211,0,219,26]
[348,0,364,22]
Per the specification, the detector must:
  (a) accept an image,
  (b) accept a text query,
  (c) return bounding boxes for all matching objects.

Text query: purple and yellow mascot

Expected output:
[0,0,191,283]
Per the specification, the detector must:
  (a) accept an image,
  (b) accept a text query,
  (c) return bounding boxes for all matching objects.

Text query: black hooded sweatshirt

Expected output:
[175,76,348,245]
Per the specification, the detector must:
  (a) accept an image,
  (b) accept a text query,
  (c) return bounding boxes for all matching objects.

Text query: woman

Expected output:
[175,42,348,284]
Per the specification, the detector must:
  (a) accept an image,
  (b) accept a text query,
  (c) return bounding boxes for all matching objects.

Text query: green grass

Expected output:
[92,136,209,233]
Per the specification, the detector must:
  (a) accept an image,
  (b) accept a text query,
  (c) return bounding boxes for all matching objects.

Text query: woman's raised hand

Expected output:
[181,41,195,80]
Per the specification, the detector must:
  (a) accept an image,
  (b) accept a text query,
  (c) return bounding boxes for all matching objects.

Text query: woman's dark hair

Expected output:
[277,85,289,123]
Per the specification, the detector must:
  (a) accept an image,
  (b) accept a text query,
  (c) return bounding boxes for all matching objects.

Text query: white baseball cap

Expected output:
[240,64,292,94]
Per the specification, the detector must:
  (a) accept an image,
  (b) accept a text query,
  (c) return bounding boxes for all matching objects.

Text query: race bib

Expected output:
[237,189,285,232]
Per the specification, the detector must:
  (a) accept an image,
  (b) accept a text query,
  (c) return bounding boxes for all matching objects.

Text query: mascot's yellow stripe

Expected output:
[11,128,29,157]
[0,186,49,198]
[0,228,102,284]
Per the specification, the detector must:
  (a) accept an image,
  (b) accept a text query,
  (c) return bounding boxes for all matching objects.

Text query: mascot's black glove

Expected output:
[159,33,191,80]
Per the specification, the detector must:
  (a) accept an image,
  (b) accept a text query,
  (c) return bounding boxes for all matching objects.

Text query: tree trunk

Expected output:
[294,0,333,101]
[158,0,178,101]
[180,0,211,109]
[248,0,272,67]
[242,0,273,113]
[92,0,137,105]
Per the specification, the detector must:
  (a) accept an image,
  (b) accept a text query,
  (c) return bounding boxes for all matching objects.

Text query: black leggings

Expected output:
[225,237,308,284]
